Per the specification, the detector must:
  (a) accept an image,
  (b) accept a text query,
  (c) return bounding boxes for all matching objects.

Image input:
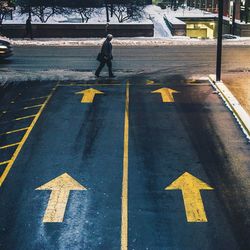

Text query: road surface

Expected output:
[1,45,250,75]
[0,47,250,249]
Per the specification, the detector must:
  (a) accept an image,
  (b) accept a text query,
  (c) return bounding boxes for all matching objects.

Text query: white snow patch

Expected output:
[0,69,142,85]
[3,5,249,39]
[9,37,250,47]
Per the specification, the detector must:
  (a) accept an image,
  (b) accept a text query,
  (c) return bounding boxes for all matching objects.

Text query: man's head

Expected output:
[107,34,113,41]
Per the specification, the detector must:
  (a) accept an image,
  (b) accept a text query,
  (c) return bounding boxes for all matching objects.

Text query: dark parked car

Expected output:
[0,39,13,59]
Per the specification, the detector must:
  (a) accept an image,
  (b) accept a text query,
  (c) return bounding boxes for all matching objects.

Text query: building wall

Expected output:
[187,0,242,21]
[1,23,154,38]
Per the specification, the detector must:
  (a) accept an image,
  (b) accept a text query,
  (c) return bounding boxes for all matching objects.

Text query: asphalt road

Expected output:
[0,72,249,249]
[1,45,250,75]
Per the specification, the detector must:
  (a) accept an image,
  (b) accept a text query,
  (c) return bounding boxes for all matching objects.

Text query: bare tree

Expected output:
[57,7,100,23]
[112,2,145,23]
[19,5,60,23]
[30,6,55,22]
[73,7,95,23]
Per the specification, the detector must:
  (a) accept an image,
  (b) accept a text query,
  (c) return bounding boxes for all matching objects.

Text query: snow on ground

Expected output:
[144,5,171,37]
[3,5,219,38]
[0,69,145,86]
[3,5,247,39]
[145,5,216,25]
[4,7,152,24]
[4,5,170,38]
[2,5,250,43]
[5,36,250,47]
[0,70,94,85]
[0,68,208,86]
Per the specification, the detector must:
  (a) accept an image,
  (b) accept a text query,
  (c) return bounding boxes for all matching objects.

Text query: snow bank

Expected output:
[9,37,250,47]
[0,70,93,85]
[0,69,143,86]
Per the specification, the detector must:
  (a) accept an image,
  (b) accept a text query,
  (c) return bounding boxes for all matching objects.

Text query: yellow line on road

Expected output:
[121,81,129,250]
[0,86,57,187]
[0,127,29,136]
[30,96,49,100]
[58,83,122,87]
[23,104,43,110]
[0,142,20,150]
[15,114,36,121]
[0,161,10,166]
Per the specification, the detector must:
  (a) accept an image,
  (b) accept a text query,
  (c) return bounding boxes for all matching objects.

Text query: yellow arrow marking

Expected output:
[146,80,155,85]
[165,172,213,222]
[36,173,86,223]
[151,88,179,103]
[75,88,104,103]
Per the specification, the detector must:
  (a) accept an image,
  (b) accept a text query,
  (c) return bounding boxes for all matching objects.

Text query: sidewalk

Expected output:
[209,72,250,140]
[222,72,250,116]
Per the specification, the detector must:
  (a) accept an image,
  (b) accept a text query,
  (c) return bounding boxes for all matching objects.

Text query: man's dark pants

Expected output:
[95,59,113,77]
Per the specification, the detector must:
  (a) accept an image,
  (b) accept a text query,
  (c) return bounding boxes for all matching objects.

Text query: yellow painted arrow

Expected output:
[36,173,86,223]
[165,172,213,222]
[76,88,104,103]
[146,80,155,85]
[151,88,179,103]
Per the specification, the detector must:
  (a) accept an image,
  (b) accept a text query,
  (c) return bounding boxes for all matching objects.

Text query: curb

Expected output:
[208,74,250,140]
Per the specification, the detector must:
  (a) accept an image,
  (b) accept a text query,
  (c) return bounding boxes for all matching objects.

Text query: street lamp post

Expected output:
[216,0,223,82]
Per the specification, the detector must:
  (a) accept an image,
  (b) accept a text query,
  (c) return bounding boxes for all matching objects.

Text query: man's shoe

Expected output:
[109,74,116,78]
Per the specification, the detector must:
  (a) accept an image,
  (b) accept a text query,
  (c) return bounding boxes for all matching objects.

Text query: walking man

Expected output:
[25,16,33,40]
[95,34,115,78]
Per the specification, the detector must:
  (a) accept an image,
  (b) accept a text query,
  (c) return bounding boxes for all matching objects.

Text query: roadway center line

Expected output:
[0,86,58,187]
[121,80,130,250]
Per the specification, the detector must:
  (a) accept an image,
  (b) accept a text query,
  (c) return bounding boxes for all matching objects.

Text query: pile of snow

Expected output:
[0,35,11,42]
[9,36,250,47]
[0,70,94,85]
[0,69,144,85]
[144,5,171,37]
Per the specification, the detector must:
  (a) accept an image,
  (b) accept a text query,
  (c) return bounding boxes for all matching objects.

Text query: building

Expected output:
[187,0,249,23]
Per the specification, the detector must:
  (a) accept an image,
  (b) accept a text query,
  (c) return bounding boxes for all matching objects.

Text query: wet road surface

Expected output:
[1,45,250,75]
[0,73,249,249]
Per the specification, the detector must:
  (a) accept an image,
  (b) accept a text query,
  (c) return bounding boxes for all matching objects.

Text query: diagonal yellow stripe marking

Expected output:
[0,161,10,166]
[23,104,43,110]
[0,127,29,136]
[15,115,36,121]
[121,81,129,250]
[30,96,49,100]
[0,86,57,187]
[0,142,20,150]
